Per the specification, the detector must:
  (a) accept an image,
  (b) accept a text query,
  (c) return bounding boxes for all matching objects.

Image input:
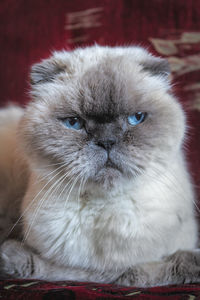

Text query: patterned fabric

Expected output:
[0,0,200,299]
[1,280,200,300]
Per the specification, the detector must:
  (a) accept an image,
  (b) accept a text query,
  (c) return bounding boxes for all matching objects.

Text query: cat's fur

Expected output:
[0,45,199,286]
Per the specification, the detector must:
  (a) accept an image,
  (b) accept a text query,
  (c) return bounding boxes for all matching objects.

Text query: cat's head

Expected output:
[19,45,185,189]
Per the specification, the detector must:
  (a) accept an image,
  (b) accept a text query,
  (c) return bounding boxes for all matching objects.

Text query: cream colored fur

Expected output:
[0,45,198,286]
[0,105,197,281]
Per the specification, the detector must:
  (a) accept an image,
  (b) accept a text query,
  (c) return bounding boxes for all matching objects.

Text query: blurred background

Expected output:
[0,0,200,207]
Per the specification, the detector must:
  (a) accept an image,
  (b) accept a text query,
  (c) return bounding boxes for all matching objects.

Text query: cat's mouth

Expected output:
[93,159,122,186]
[103,158,122,174]
[105,159,116,168]
[89,149,127,186]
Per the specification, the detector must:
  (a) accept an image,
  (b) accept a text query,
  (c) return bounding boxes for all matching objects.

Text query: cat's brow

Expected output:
[86,114,117,123]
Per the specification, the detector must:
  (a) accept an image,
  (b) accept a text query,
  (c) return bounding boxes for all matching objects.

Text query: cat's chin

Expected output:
[92,165,123,190]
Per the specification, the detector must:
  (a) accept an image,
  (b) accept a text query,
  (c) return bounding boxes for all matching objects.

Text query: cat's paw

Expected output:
[113,266,148,287]
[0,239,34,279]
[114,250,200,287]
[164,249,200,284]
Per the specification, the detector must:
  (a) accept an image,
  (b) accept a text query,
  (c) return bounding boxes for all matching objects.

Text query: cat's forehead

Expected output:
[31,46,170,119]
[78,62,138,118]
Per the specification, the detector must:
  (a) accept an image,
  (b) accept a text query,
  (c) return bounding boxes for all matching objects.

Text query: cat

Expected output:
[0,45,199,286]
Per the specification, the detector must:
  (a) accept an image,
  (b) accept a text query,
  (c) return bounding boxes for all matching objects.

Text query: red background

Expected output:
[0,0,200,298]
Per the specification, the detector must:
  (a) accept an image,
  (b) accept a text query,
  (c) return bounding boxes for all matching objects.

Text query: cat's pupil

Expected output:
[135,112,142,120]
[69,118,78,126]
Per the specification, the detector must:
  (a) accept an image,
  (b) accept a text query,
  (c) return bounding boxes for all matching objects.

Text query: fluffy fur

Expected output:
[0,45,199,286]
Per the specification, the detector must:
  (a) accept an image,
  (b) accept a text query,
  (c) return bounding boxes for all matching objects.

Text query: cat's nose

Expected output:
[96,138,116,151]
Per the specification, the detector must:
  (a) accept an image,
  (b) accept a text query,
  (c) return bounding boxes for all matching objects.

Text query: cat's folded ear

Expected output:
[30,57,66,85]
[140,55,170,80]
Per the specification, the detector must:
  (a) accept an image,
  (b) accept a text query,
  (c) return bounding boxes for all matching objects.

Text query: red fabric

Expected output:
[0,0,200,298]
[1,280,200,300]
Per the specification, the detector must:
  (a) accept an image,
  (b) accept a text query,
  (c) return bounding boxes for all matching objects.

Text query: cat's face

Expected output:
[19,46,185,189]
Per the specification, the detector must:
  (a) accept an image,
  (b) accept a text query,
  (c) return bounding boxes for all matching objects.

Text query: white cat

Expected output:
[0,45,199,286]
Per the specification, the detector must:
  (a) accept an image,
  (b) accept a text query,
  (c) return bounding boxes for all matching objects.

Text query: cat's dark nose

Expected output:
[96,138,116,151]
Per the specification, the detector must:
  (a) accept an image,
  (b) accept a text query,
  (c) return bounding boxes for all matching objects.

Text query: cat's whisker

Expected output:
[124,160,144,177]
[152,174,200,221]
[134,162,197,215]
[151,166,200,214]
[34,162,70,184]
[22,175,67,243]
[39,162,67,167]
[151,165,187,193]
[22,164,82,244]
[7,163,71,239]
[50,172,84,252]
[22,169,75,244]
[43,167,77,209]
[49,168,80,210]
[76,172,87,219]
[77,174,86,205]
[63,172,83,211]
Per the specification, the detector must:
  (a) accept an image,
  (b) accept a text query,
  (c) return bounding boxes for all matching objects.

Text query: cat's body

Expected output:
[22,154,197,272]
[0,45,199,286]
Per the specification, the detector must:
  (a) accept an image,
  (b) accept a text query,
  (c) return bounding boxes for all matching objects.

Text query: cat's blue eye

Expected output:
[63,117,83,130]
[128,112,146,126]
